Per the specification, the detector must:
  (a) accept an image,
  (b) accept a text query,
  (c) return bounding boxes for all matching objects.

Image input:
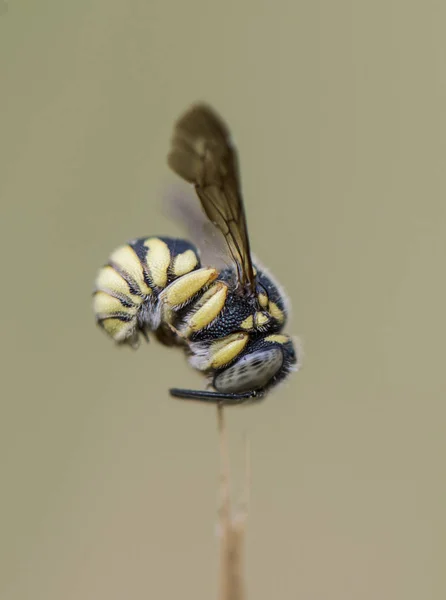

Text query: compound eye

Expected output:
[214,347,283,394]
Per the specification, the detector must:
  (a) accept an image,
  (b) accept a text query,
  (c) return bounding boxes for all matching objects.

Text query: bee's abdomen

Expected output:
[93,236,201,346]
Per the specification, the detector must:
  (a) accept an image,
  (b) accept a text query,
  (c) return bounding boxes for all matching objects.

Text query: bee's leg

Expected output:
[167,322,187,340]
[140,328,150,343]
[159,267,219,313]
[169,388,257,405]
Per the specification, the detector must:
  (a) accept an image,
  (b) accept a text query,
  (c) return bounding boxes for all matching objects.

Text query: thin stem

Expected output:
[217,405,249,600]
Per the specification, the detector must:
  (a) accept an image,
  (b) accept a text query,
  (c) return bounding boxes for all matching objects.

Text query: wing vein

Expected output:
[168,104,256,295]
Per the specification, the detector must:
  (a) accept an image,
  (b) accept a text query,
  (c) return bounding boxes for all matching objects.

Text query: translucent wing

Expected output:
[167,104,256,295]
[162,182,231,272]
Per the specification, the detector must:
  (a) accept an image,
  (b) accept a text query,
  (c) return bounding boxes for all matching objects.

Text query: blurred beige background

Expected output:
[1,1,445,599]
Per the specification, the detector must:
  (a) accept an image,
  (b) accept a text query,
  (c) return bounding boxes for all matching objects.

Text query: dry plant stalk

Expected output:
[217,405,250,600]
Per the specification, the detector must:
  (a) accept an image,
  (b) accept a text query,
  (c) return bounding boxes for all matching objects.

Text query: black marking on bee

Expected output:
[96,312,134,323]
[96,288,136,308]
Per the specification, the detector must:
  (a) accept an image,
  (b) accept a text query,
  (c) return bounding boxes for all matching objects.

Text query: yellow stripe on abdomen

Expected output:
[93,290,139,343]
[172,249,199,277]
[144,238,171,288]
[100,317,135,342]
[93,292,138,319]
[95,266,144,305]
[109,245,152,296]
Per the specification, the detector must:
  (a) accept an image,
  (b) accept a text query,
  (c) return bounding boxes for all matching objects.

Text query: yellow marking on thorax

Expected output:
[93,292,137,317]
[265,334,290,345]
[258,293,268,308]
[184,282,228,336]
[172,249,198,277]
[255,311,270,327]
[144,238,171,288]
[95,266,143,304]
[241,311,270,331]
[109,245,152,295]
[210,332,249,369]
[240,315,254,330]
[268,301,285,323]
[162,268,218,307]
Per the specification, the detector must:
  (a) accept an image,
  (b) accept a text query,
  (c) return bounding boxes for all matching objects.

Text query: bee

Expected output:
[93,105,299,404]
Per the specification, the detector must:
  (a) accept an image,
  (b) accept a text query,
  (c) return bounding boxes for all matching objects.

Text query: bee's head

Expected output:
[212,334,298,400]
